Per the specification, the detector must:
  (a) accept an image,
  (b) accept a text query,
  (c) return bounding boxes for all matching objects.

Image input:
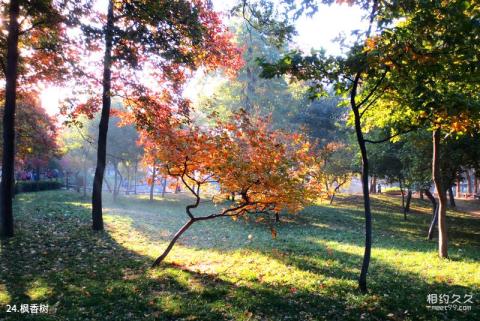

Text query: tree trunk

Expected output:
[456,177,461,197]
[369,176,377,194]
[161,176,167,197]
[419,190,424,200]
[103,176,112,193]
[133,160,137,195]
[113,162,118,201]
[466,170,472,195]
[0,0,20,238]
[83,156,87,198]
[405,190,412,213]
[424,188,437,239]
[474,174,478,194]
[399,179,406,220]
[448,186,455,207]
[152,219,195,267]
[149,162,156,201]
[432,129,448,258]
[91,0,114,231]
[351,75,372,293]
[428,203,439,240]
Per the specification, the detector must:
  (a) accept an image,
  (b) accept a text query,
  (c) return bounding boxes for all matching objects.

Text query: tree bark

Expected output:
[133,160,138,195]
[83,154,87,198]
[149,162,156,201]
[91,0,114,231]
[351,74,372,293]
[456,177,461,197]
[428,203,439,240]
[399,179,406,220]
[113,162,118,201]
[432,129,448,258]
[161,176,167,197]
[424,188,438,239]
[474,174,478,194]
[369,176,377,194]
[0,0,20,238]
[466,170,472,195]
[152,219,195,267]
[448,186,455,207]
[405,190,412,213]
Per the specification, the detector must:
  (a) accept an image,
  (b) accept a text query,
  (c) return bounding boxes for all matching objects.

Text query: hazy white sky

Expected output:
[41,1,366,115]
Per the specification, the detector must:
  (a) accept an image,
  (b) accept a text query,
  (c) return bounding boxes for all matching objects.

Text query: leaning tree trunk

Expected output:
[152,219,195,267]
[424,189,437,240]
[0,0,20,238]
[91,0,114,231]
[428,203,439,240]
[432,129,448,258]
[448,186,456,207]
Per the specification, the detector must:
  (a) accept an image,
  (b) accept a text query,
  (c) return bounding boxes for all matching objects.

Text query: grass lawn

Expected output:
[0,190,479,320]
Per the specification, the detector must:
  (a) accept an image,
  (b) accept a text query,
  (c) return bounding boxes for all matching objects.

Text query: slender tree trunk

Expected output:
[133,160,137,195]
[161,176,167,197]
[83,156,87,198]
[329,183,343,205]
[351,75,372,293]
[405,190,412,213]
[466,170,472,195]
[456,177,461,198]
[399,179,406,220]
[126,165,130,195]
[448,186,455,207]
[428,203,439,240]
[419,190,424,200]
[474,174,478,194]
[0,0,20,238]
[369,176,377,194]
[103,176,112,193]
[432,129,448,258]
[113,162,118,201]
[152,219,195,267]
[424,188,438,239]
[149,162,156,201]
[91,0,114,231]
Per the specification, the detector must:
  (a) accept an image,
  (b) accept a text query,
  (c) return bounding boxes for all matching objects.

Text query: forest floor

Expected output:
[0,190,479,321]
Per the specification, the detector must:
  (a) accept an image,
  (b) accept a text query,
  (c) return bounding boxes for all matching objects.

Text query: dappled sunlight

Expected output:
[310,238,480,288]
[0,284,11,305]
[26,279,54,301]
[104,213,343,293]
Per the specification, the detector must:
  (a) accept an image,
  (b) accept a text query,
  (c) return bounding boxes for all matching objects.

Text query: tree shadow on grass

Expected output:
[0,191,478,321]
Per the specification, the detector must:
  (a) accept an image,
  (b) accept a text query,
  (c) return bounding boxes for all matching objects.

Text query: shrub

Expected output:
[15,180,63,194]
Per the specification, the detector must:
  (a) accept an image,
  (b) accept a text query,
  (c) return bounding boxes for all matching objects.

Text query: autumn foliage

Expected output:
[138,110,324,265]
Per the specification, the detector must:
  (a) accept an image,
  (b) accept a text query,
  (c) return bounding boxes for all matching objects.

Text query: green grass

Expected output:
[0,190,479,321]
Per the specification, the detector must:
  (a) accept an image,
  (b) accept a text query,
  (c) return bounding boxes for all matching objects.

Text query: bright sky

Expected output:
[40,1,366,116]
